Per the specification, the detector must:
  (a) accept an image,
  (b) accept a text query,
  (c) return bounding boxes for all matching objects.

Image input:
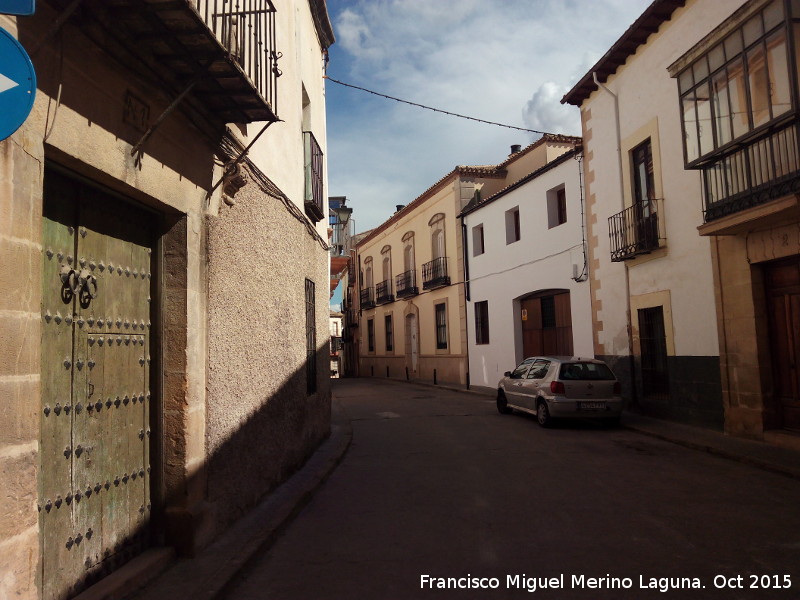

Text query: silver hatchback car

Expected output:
[497,356,623,427]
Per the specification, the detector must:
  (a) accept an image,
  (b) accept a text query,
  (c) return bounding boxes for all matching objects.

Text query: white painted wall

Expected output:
[581,0,744,359]
[234,1,330,240]
[464,154,592,389]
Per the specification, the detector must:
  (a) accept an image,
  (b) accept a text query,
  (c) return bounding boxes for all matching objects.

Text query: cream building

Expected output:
[1,1,334,598]
[355,136,580,387]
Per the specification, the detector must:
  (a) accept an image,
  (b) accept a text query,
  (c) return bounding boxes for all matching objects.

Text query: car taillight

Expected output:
[550,381,565,394]
[613,381,621,395]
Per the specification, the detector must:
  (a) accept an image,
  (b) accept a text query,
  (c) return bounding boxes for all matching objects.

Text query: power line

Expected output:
[324,75,552,135]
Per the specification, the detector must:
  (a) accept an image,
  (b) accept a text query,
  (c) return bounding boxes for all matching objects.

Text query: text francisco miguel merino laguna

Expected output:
[420,574,707,593]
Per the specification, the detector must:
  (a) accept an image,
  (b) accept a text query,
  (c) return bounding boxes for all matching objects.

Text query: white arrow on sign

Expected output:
[0,72,20,94]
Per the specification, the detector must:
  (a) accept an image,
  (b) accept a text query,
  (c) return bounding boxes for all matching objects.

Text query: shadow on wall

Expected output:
[72,342,331,597]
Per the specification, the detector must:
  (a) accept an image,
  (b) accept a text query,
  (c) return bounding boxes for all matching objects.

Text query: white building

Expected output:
[462,146,592,391]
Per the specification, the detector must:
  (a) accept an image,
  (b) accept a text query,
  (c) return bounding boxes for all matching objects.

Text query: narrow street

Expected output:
[221,378,799,600]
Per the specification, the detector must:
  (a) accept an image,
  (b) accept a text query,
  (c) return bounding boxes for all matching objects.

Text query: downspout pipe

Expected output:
[460,212,470,389]
[592,72,638,406]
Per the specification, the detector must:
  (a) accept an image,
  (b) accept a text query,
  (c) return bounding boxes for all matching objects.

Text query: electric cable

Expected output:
[325,75,556,135]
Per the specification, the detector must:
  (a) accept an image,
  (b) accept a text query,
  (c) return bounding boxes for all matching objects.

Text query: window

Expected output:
[527,359,551,379]
[303,131,324,221]
[547,186,567,228]
[676,1,792,165]
[402,231,415,271]
[305,279,316,394]
[385,314,393,352]
[364,257,373,289]
[472,224,485,256]
[367,318,375,352]
[474,300,489,345]
[505,207,520,244]
[381,246,392,283]
[429,213,446,259]
[435,303,447,349]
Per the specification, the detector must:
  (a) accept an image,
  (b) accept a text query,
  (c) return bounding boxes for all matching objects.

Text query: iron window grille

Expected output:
[435,303,447,349]
[385,315,394,352]
[474,300,489,345]
[367,319,375,352]
[305,278,316,394]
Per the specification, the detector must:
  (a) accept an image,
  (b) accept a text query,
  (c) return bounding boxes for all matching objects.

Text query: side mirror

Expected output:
[504,371,512,377]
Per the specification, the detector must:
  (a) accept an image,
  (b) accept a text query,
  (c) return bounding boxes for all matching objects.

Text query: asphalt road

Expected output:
[221,378,800,600]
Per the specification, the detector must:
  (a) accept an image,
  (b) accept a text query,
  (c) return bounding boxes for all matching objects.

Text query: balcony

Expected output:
[360,287,375,310]
[58,0,280,124]
[376,280,394,305]
[608,198,664,262]
[422,257,450,290]
[701,120,800,223]
[304,131,325,222]
[396,270,418,298]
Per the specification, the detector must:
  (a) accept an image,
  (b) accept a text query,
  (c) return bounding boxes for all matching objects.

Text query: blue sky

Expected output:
[324,0,653,234]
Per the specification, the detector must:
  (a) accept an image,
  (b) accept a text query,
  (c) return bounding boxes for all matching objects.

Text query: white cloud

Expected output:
[523,82,580,136]
[326,0,652,231]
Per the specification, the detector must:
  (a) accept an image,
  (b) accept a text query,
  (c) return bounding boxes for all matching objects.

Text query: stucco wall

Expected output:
[578,0,740,425]
[581,0,742,361]
[204,167,331,535]
[236,0,330,242]
[464,154,592,388]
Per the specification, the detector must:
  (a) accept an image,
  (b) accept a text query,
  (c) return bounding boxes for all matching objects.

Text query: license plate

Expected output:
[579,401,606,411]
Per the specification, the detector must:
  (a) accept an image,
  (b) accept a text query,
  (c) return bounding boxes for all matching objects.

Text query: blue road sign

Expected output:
[0,1,35,16]
[0,26,36,141]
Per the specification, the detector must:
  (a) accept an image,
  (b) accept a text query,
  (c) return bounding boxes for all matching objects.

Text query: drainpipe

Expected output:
[592,72,638,406]
[460,211,470,389]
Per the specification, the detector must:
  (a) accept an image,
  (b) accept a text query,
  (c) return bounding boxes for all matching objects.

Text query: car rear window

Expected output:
[559,362,615,381]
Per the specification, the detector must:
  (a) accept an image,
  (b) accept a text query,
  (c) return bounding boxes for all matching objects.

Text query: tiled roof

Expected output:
[356,134,582,248]
[561,0,687,106]
[460,146,583,217]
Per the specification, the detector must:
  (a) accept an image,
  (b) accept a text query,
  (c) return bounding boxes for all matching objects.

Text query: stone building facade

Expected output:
[0,1,334,598]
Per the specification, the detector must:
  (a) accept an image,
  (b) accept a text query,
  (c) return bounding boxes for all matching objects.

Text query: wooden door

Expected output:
[521,292,573,357]
[766,258,800,431]
[41,169,153,599]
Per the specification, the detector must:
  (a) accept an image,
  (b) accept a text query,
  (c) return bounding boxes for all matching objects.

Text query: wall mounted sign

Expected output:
[0,1,35,16]
[0,26,36,141]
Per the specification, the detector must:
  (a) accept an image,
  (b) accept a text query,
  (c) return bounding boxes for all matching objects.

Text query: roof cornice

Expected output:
[561,0,686,107]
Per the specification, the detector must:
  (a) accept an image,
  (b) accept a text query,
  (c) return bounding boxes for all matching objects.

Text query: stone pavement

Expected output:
[81,379,800,600]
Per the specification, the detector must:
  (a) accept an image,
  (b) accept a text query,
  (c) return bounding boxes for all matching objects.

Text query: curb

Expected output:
[130,397,353,600]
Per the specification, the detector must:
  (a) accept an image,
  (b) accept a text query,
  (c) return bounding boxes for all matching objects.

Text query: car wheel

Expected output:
[496,390,512,415]
[536,399,551,427]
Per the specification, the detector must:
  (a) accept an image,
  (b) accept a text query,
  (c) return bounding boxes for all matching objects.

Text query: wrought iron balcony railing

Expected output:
[396,270,419,298]
[304,131,325,222]
[422,257,450,289]
[360,287,375,310]
[195,0,280,117]
[376,280,394,304]
[608,198,664,262]
[64,0,281,124]
[701,120,800,222]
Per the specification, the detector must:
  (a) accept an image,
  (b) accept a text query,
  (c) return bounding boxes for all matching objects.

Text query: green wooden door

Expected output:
[41,169,153,600]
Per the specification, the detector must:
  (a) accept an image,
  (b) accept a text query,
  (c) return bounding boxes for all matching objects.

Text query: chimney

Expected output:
[510,144,522,155]
[395,204,405,213]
